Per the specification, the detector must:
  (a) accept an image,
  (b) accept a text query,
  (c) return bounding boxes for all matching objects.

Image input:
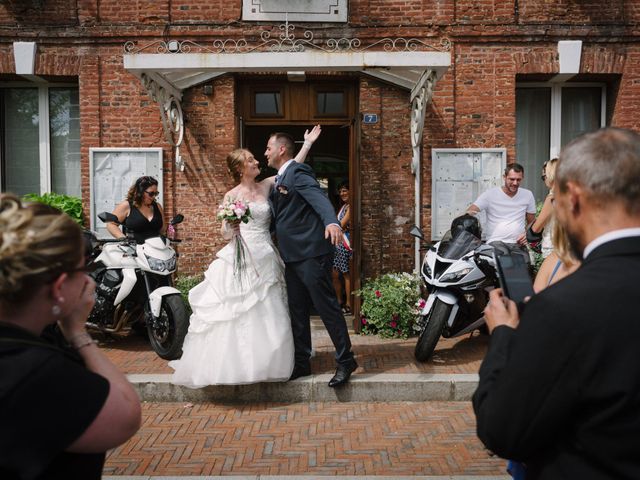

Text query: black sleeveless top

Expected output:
[123,202,162,242]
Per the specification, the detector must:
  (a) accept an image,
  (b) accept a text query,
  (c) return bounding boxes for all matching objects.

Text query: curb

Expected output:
[104,476,510,479]
[129,373,479,403]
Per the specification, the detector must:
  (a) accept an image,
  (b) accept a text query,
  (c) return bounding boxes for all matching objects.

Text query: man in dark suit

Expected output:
[265,132,357,387]
[473,127,640,479]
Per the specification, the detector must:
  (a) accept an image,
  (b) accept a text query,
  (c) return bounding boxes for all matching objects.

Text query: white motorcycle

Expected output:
[410,214,498,362]
[84,212,189,360]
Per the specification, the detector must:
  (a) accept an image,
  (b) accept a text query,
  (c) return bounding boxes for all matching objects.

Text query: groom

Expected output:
[266,132,358,387]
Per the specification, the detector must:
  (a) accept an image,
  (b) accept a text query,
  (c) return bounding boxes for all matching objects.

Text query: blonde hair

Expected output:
[545,157,558,186]
[551,216,577,267]
[0,194,83,305]
[226,149,250,183]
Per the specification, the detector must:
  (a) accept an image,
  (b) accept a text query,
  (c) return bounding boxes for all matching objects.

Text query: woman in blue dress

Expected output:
[332,182,352,314]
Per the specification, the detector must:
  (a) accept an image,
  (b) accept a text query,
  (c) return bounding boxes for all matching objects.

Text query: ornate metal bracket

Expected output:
[410,70,437,174]
[140,73,185,171]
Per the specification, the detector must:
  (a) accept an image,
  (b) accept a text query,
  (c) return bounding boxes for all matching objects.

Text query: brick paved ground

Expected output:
[104,401,504,477]
[97,324,489,376]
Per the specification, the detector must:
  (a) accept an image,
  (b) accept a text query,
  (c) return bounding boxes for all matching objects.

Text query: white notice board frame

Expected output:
[89,148,164,239]
[431,148,507,240]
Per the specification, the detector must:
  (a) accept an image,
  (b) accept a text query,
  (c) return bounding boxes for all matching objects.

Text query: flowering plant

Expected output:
[216,198,253,283]
[354,272,425,339]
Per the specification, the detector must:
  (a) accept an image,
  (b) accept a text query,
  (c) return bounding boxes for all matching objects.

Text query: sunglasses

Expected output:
[145,191,159,197]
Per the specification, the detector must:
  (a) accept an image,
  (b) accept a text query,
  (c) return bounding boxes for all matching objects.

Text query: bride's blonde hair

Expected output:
[0,194,82,306]
[226,149,250,183]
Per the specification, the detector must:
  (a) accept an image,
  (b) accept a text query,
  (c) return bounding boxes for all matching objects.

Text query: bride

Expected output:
[170,126,321,387]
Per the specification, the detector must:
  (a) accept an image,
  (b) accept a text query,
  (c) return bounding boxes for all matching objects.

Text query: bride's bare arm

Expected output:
[293,125,321,163]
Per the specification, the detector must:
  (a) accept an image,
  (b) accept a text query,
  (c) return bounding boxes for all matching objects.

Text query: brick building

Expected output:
[1,0,637,317]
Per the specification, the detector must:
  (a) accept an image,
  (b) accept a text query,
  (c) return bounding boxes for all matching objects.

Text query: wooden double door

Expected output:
[238,77,361,328]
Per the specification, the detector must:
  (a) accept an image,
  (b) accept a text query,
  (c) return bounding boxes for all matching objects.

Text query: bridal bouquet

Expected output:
[216,198,253,284]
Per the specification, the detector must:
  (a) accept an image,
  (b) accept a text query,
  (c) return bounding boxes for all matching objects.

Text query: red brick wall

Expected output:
[1,0,640,278]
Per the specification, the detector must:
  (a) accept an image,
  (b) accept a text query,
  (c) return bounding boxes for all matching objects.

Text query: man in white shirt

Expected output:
[467,163,536,261]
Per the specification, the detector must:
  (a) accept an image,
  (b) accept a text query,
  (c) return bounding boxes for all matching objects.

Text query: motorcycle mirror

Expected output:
[409,225,424,240]
[170,214,184,225]
[98,212,120,224]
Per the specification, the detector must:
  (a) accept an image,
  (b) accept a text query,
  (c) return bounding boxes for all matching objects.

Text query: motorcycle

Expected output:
[83,212,189,360]
[410,214,499,362]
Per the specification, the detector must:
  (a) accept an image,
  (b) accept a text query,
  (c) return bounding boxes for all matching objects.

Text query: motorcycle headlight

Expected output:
[422,261,432,279]
[440,267,473,283]
[146,255,167,272]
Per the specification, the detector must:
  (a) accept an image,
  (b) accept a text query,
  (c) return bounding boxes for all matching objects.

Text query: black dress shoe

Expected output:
[289,364,312,381]
[328,360,358,387]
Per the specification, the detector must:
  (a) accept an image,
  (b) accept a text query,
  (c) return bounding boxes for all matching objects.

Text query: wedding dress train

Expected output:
[169,201,294,387]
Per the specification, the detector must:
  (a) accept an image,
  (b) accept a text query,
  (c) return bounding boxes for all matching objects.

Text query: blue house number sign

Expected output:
[363,113,378,124]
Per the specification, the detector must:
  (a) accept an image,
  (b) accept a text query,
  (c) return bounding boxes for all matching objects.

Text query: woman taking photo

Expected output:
[0,194,141,479]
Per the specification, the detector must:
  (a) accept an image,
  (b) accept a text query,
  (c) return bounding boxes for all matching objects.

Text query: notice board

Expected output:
[431,148,507,240]
[89,148,163,239]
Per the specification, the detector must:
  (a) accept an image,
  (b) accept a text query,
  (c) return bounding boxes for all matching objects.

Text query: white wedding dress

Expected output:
[169,201,294,387]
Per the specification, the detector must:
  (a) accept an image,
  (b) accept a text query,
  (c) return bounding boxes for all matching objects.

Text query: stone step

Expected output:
[129,373,478,403]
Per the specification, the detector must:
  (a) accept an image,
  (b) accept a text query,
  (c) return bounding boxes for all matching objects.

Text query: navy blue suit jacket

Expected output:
[269,162,338,263]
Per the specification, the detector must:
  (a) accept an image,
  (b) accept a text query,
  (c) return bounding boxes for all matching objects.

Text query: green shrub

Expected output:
[175,274,203,315]
[23,192,84,226]
[354,272,425,339]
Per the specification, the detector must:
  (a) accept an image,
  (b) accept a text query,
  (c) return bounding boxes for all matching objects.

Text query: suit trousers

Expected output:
[284,253,354,367]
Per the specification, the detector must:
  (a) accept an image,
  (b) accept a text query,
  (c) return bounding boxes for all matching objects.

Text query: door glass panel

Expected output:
[50,88,81,196]
[3,88,40,196]
[561,87,601,147]
[516,87,551,201]
[255,92,281,115]
[317,91,344,115]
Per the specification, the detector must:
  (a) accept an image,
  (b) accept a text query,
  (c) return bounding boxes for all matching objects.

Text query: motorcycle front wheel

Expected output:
[147,294,189,360]
[414,299,452,362]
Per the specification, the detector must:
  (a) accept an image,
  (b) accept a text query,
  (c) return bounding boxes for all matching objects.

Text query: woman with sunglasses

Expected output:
[0,194,141,479]
[106,176,164,242]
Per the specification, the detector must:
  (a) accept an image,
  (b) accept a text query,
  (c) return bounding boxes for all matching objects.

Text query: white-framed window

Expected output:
[0,83,80,197]
[516,82,606,200]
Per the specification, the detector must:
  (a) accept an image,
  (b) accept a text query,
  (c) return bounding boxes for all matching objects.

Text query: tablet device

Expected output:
[495,253,534,305]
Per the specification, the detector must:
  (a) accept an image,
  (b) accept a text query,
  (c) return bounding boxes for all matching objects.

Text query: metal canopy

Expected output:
[123,50,450,95]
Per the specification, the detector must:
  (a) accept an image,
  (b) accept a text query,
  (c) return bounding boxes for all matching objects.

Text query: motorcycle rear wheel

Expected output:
[147,294,189,360]
[414,299,451,362]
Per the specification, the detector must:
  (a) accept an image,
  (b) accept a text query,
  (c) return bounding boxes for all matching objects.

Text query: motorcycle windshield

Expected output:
[439,230,482,259]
